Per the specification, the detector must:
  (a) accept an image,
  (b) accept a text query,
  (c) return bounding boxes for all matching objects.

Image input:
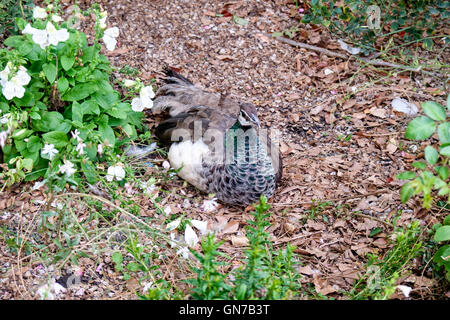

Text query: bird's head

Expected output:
[238,103,260,128]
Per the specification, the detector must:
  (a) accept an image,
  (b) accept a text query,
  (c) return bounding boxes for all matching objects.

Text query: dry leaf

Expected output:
[222,220,240,234]
[231,235,249,246]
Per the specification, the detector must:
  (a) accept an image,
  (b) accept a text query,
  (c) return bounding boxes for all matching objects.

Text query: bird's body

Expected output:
[153,69,282,206]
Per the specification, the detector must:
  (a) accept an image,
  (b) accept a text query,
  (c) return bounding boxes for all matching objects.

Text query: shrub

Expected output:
[188,196,301,300]
[0,3,151,190]
[397,95,450,209]
[0,0,34,37]
[301,0,449,53]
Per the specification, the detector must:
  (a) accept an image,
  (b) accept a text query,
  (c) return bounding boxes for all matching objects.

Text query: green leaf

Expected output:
[81,161,97,184]
[72,102,83,122]
[93,92,119,110]
[26,136,42,153]
[43,63,57,84]
[444,215,450,226]
[81,45,97,63]
[81,100,100,115]
[440,145,450,156]
[447,94,450,111]
[434,226,450,242]
[57,77,69,93]
[400,181,415,203]
[436,166,449,180]
[61,55,75,71]
[32,111,64,132]
[438,122,450,144]
[422,101,446,121]
[126,262,142,272]
[396,171,416,180]
[42,131,69,148]
[233,15,249,26]
[424,146,439,164]
[18,41,33,55]
[98,124,115,147]
[412,161,427,169]
[405,116,436,140]
[62,82,98,101]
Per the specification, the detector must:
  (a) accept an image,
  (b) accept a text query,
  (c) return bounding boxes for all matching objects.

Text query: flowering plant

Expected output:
[0,3,153,189]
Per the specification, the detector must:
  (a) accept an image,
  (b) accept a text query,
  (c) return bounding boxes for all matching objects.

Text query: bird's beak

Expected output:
[252,114,261,128]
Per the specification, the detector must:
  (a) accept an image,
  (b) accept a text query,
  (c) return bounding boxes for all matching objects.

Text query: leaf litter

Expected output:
[0,0,449,300]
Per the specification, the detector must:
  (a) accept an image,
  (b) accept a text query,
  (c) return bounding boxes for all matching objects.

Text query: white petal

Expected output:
[191,220,208,235]
[22,23,37,35]
[176,246,189,259]
[140,86,155,99]
[102,35,117,51]
[115,166,125,180]
[54,29,69,42]
[397,285,412,298]
[166,219,181,231]
[123,79,136,87]
[16,68,31,86]
[31,29,49,49]
[52,15,62,23]
[2,82,16,100]
[392,97,418,116]
[184,225,199,247]
[131,97,144,112]
[33,7,48,19]
[104,27,119,38]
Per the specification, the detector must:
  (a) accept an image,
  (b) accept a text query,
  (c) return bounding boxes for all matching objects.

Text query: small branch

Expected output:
[267,34,439,76]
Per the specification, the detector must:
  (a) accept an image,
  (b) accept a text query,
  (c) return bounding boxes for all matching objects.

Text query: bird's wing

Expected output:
[153,68,240,119]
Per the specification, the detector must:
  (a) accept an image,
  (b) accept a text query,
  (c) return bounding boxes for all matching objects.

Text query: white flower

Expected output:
[22,22,69,49]
[99,11,108,29]
[131,85,155,112]
[33,6,48,19]
[166,218,181,231]
[0,130,9,148]
[51,15,62,23]
[71,129,82,142]
[102,27,119,51]
[97,143,103,156]
[37,279,66,300]
[41,143,59,160]
[105,164,125,181]
[176,246,190,259]
[0,62,11,87]
[31,29,49,49]
[123,79,136,87]
[0,65,31,100]
[47,4,54,10]
[185,224,199,247]
[124,182,134,194]
[141,181,156,194]
[142,281,153,294]
[191,219,208,235]
[32,180,46,191]
[75,141,86,155]
[46,22,69,46]
[163,206,172,215]
[58,160,76,176]
[162,160,170,170]
[201,198,219,213]
[396,285,412,298]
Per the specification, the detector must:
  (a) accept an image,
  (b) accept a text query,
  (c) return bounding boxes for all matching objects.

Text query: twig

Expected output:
[353,212,393,228]
[267,34,439,76]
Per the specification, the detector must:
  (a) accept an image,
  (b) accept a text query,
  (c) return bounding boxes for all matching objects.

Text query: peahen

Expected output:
[152,68,282,206]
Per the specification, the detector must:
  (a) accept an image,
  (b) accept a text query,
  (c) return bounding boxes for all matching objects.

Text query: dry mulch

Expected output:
[1,0,449,299]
